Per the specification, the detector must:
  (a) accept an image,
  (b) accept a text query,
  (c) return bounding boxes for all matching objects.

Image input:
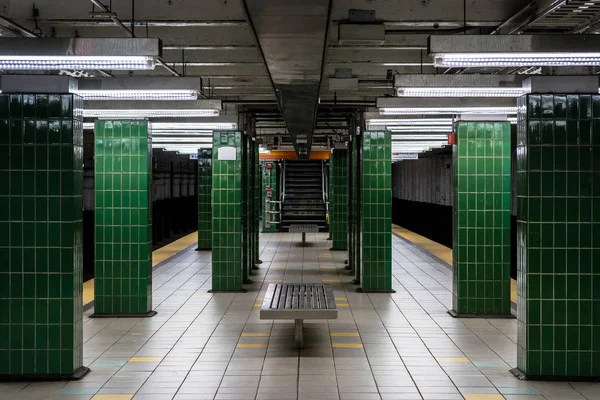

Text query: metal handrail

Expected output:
[281,162,286,203]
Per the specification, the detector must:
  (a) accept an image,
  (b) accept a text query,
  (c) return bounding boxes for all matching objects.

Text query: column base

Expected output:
[208,289,248,293]
[344,259,348,264]
[244,279,254,284]
[91,310,157,318]
[448,310,515,319]
[356,288,396,293]
[509,368,600,382]
[256,259,263,264]
[351,279,360,284]
[0,367,91,382]
[330,247,347,251]
[196,247,211,251]
[344,265,351,270]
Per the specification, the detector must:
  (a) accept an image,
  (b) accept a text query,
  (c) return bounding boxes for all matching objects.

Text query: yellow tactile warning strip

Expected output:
[241,332,270,337]
[331,332,360,337]
[91,395,134,400]
[392,224,518,304]
[128,357,163,362]
[82,232,199,307]
[332,343,363,348]
[236,343,268,348]
[462,395,505,400]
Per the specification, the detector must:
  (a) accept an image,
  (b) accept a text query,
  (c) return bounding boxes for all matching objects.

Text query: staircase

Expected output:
[281,160,327,231]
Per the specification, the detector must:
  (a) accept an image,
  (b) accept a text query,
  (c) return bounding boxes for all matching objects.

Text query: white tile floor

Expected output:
[1,232,599,400]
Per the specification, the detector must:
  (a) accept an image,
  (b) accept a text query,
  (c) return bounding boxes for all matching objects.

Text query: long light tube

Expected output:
[151,122,237,130]
[152,137,212,144]
[388,126,452,133]
[434,53,600,68]
[76,89,197,101]
[0,55,155,70]
[380,107,517,115]
[397,87,525,97]
[152,130,213,135]
[83,109,220,118]
[392,135,448,140]
[368,118,453,126]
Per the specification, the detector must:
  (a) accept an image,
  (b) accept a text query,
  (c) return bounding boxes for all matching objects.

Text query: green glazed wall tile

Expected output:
[452,121,512,317]
[94,120,152,315]
[197,148,212,250]
[0,93,84,376]
[517,94,600,378]
[331,148,348,250]
[212,131,243,291]
[360,131,392,291]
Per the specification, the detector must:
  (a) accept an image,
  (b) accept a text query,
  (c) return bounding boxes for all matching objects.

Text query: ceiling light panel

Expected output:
[377,97,517,115]
[84,109,219,118]
[428,35,600,68]
[77,77,201,101]
[394,74,525,97]
[0,38,161,70]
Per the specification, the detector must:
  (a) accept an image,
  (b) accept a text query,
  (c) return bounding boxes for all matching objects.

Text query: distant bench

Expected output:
[260,283,338,348]
[288,224,319,246]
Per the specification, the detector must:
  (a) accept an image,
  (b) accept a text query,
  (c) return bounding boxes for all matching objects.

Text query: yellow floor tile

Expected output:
[242,332,270,337]
[91,395,134,400]
[332,343,363,348]
[253,303,261,307]
[320,266,336,269]
[322,279,341,283]
[128,357,163,363]
[331,332,359,337]
[437,357,471,363]
[256,297,264,301]
[463,395,505,400]
[334,297,347,301]
[337,303,349,307]
[237,343,268,348]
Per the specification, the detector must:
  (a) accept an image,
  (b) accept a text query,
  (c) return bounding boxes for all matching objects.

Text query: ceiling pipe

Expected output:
[38,19,247,27]
[0,15,37,37]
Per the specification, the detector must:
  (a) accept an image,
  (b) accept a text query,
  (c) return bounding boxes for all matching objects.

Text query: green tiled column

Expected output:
[197,148,212,250]
[262,162,279,233]
[347,139,356,272]
[253,141,261,264]
[359,131,393,293]
[211,131,244,292]
[514,94,600,379]
[94,120,154,317]
[0,93,88,378]
[351,135,363,283]
[331,148,348,251]
[327,156,333,239]
[451,121,512,318]
[241,135,251,283]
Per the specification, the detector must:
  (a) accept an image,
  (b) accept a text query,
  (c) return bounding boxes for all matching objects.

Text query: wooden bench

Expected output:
[260,283,338,348]
[288,224,319,246]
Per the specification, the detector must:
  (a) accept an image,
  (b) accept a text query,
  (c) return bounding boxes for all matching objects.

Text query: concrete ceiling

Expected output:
[2,0,600,152]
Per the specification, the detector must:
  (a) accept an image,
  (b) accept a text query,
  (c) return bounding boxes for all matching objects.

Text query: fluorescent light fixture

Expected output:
[152,130,212,135]
[76,89,197,101]
[152,137,212,143]
[83,99,222,119]
[84,109,219,118]
[368,118,453,126]
[151,122,237,130]
[394,74,525,97]
[428,35,600,68]
[391,135,448,140]
[377,97,517,116]
[77,77,201,101]
[388,126,452,133]
[381,107,517,115]
[392,141,448,147]
[397,87,525,97]
[0,38,161,70]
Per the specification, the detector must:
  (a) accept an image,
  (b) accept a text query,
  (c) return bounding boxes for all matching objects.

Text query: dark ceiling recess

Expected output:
[244,0,333,158]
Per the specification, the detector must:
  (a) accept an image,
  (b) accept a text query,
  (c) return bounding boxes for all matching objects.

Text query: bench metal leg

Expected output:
[302,232,306,246]
[294,319,304,349]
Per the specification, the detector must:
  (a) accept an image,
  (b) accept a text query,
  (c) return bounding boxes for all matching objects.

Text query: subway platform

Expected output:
[1,231,598,400]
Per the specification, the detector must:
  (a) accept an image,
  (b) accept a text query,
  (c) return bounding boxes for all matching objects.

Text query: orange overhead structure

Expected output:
[259,150,330,160]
